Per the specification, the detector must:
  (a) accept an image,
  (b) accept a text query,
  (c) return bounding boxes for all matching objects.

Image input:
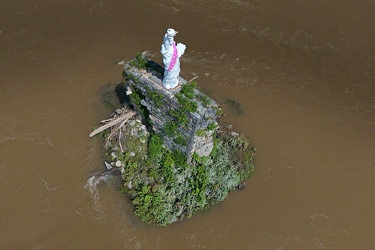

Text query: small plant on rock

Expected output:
[180,81,197,99]
[164,121,178,136]
[129,52,147,70]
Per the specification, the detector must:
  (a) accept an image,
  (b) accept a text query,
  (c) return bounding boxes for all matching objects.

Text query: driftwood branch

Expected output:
[100,117,116,124]
[89,110,136,137]
[188,76,199,83]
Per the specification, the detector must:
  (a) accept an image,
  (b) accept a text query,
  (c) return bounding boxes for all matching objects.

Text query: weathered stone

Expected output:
[195,141,214,157]
[104,161,113,170]
[129,120,136,126]
[126,87,132,95]
[195,132,215,157]
[124,58,219,162]
[230,131,239,137]
[111,152,117,159]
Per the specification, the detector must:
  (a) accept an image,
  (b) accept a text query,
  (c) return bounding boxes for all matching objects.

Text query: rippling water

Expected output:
[1,0,374,249]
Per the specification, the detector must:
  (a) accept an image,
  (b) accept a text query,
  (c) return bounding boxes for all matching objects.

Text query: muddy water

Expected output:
[1,0,375,249]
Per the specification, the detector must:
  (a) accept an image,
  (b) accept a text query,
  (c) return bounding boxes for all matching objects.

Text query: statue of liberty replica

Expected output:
[161,28,186,89]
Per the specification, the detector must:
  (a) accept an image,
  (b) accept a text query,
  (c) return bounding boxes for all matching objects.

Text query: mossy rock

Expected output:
[106,122,255,226]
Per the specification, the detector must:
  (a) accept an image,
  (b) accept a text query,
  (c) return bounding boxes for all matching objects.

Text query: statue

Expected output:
[161,28,186,89]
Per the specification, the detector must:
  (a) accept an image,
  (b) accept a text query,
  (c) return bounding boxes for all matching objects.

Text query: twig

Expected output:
[89,110,136,137]
[104,116,129,147]
[100,117,116,124]
[118,129,124,152]
[119,119,128,129]
[188,76,199,83]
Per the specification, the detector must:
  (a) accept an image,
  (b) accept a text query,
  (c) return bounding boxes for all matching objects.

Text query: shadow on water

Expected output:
[98,82,131,109]
[224,99,243,115]
[115,83,130,105]
[98,83,120,110]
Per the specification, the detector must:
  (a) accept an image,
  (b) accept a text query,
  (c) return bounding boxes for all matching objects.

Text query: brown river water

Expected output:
[1,1,375,249]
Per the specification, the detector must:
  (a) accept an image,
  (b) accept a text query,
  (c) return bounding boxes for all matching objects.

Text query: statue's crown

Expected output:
[167,28,178,37]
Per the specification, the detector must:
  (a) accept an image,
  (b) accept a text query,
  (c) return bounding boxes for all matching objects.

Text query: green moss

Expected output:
[122,70,127,83]
[148,133,163,161]
[195,93,211,108]
[148,90,163,107]
[169,109,188,126]
[213,106,224,117]
[164,121,177,136]
[190,162,208,207]
[128,86,141,108]
[180,82,197,99]
[161,152,175,185]
[127,73,139,83]
[176,82,198,113]
[129,52,147,70]
[196,129,205,137]
[171,149,187,166]
[228,133,249,151]
[207,122,217,131]
[175,93,198,113]
[174,135,187,146]
[127,86,152,129]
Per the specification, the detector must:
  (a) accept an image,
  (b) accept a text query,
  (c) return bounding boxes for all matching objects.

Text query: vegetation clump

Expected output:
[129,52,147,70]
[207,122,217,131]
[105,121,255,226]
[174,135,187,145]
[169,109,188,126]
[175,93,198,113]
[148,90,163,107]
[195,93,211,107]
[180,81,197,99]
[213,106,224,117]
[163,121,178,136]
[196,129,205,137]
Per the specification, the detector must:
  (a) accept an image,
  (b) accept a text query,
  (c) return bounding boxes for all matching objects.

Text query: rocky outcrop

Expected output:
[123,57,220,161]
[90,55,255,226]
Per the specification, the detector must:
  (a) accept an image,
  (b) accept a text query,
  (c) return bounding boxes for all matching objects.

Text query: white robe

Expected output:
[161,35,186,89]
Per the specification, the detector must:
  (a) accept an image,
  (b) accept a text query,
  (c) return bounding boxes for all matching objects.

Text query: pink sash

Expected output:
[167,43,178,72]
